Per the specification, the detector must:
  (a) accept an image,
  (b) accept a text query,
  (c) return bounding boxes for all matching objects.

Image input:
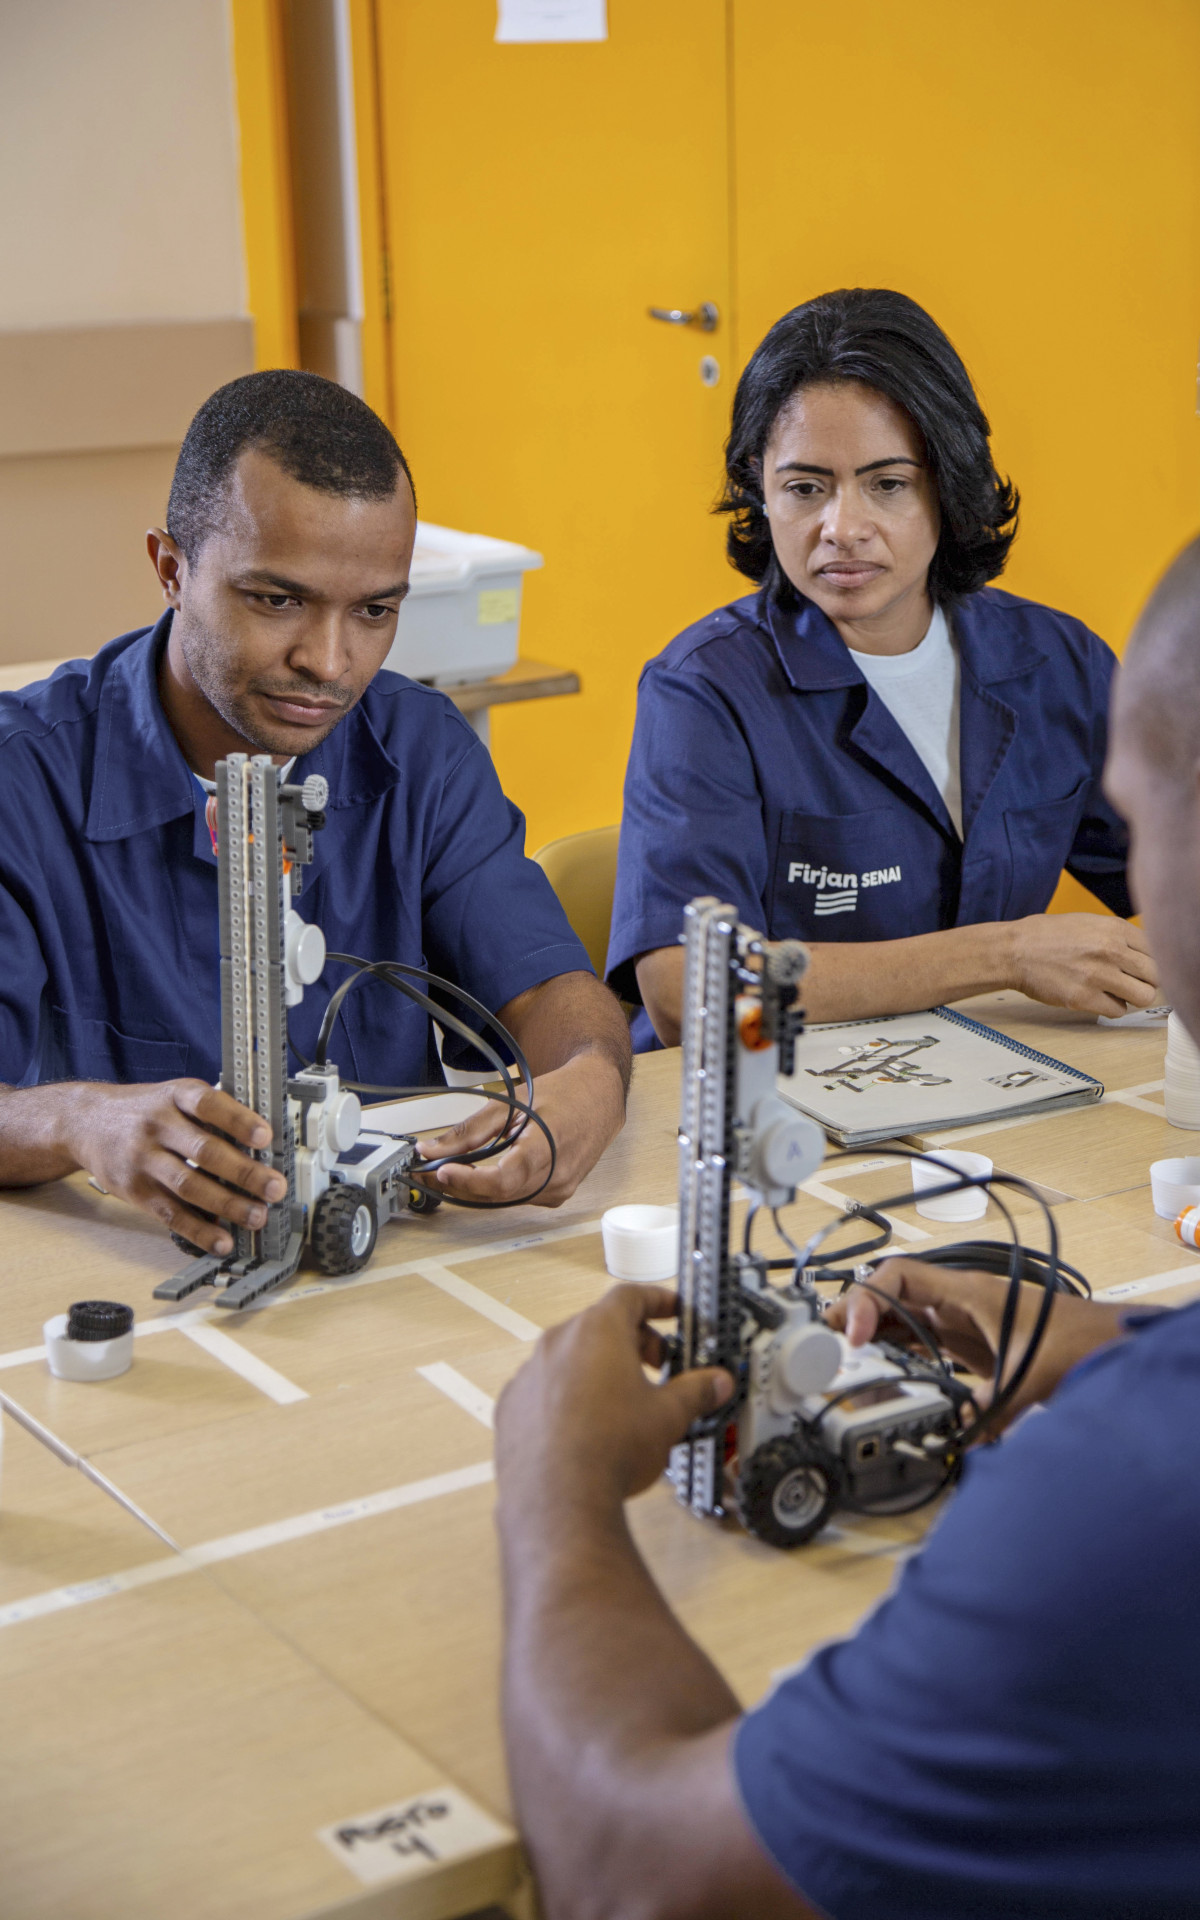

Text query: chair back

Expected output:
[532,824,621,977]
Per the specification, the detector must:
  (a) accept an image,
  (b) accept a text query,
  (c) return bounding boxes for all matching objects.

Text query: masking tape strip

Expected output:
[0,1459,494,1633]
[1095,1266,1200,1302]
[0,1220,605,1373]
[417,1362,496,1429]
[180,1322,308,1403]
[407,1260,544,1341]
[799,1177,932,1244]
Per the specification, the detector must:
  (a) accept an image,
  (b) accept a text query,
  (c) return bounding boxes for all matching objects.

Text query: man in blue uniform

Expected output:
[0,371,629,1254]
[491,536,1200,1917]
[608,291,1156,1043]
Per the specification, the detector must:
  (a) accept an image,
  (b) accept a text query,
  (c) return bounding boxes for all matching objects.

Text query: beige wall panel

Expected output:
[0,447,176,665]
[0,317,255,458]
[0,0,245,330]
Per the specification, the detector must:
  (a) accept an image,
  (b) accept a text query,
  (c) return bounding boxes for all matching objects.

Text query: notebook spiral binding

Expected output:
[932,1006,1101,1086]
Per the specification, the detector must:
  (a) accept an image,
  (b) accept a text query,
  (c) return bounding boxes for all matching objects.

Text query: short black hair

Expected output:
[719,288,1018,604]
[167,368,416,560]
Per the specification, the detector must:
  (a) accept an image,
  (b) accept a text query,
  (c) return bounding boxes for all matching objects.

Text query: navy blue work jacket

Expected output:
[0,615,589,1089]
[607,585,1130,1009]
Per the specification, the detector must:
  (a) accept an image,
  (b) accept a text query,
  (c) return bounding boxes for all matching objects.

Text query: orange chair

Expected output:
[533,824,621,979]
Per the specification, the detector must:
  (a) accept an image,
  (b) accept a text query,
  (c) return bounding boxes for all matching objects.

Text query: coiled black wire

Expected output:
[288,952,557,1209]
[744,1143,1092,1466]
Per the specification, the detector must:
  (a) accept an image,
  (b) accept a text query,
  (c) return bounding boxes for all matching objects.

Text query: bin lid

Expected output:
[408,520,543,596]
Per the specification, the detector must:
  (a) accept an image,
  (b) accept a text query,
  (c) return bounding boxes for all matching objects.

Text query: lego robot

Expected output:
[669,898,961,1548]
[154,754,432,1311]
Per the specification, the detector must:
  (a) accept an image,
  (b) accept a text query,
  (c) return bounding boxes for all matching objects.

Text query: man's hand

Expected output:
[824,1256,1129,1425]
[496,1286,819,1920]
[417,971,632,1208]
[417,1050,624,1207]
[1008,911,1159,1017]
[60,1079,286,1255]
[496,1284,734,1518]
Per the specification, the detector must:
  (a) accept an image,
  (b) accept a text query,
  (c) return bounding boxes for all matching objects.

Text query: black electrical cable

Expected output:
[772,1201,893,1271]
[288,952,557,1209]
[904,1241,1091,1297]
[817,1145,1077,1447]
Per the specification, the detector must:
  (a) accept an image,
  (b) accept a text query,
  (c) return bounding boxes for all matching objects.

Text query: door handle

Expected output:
[648,301,719,333]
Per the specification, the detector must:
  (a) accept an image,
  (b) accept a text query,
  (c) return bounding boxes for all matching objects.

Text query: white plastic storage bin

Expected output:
[383,520,543,688]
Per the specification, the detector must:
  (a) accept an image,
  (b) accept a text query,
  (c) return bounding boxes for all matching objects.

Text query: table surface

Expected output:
[0,993,1193,1920]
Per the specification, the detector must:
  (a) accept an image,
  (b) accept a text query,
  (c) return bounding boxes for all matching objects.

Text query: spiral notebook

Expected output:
[777,1007,1103,1147]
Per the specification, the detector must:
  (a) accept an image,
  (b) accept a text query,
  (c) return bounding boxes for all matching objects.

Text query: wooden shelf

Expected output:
[442,656,581,714]
[0,653,582,709]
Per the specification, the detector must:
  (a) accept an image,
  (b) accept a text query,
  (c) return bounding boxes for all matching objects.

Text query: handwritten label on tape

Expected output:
[318,1787,511,1885]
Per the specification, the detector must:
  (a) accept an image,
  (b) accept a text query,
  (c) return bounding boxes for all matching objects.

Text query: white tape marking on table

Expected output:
[0,1343,49,1372]
[408,1260,543,1341]
[417,1362,495,1429]
[0,1459,495,1633]
[0,1222,605,1373]
[180,1321,308,1404]
[1095,1266,1200,1302]
[184,1460,495,1568]
[318,1785,513,1886]
[800,1177,932,1244]
[0,1553,189,1628]
[0,1305,211,1373]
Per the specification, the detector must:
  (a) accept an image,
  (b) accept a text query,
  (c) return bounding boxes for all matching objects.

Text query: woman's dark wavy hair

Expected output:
[719,288,1019,604]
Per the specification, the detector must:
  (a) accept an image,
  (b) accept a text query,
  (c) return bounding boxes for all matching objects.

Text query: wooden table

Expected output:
[0,993,1193,1919]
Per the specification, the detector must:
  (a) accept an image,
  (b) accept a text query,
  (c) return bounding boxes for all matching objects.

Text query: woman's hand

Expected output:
[1007,912,1158,1017]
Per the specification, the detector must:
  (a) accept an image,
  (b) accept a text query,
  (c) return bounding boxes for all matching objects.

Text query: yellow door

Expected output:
[373,0,735,850]
[732,0,1200,912]
[370,1,1200,895]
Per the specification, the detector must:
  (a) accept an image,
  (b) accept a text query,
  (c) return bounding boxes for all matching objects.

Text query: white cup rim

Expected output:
[601,1204,677,1236]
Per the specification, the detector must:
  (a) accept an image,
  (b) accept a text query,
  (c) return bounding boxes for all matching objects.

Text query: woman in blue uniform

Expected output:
[607,287,1157,1045]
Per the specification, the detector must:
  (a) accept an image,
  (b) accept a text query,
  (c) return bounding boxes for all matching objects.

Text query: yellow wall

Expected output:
[230,0,300,369]
[733,0,1200,915]
[364,0,1200,861]
[373,0,733,854]
[734,0,1200,661]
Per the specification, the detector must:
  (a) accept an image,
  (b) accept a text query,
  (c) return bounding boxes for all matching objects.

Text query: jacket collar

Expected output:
[761,585,1048,842]
[762,584,1049,692]
[86,614,198,842]
[86,611,403,844]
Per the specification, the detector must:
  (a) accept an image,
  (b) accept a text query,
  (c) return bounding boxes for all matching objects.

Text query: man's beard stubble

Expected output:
[175,605,354,755]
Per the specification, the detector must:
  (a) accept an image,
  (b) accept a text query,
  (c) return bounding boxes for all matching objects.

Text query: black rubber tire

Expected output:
[737,1435,841,1549]
[170,1229,210,1259]
[407,1182,443,1214]
[311,1183,377,1275]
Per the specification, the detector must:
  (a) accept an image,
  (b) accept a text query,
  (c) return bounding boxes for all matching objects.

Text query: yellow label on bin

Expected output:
[477,587,518,625]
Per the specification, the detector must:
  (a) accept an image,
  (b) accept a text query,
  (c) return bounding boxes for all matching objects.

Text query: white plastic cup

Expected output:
[43,1313,134,1381]
[600,1205,679,1282]
[910,1151,993,1223]
[1149,1157,1200,1221]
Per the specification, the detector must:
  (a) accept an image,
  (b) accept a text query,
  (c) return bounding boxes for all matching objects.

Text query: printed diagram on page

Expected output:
[805,1034,952,1095]
[987,1069,1049,1091]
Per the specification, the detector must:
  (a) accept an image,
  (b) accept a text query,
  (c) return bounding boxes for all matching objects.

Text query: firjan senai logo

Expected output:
[787,862,902,917]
